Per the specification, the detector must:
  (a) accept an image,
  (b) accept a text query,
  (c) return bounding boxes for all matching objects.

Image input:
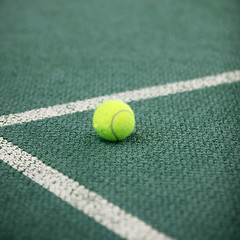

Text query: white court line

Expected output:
[0,137,175,240]
[0,70,239,127]
[0,70,239,239]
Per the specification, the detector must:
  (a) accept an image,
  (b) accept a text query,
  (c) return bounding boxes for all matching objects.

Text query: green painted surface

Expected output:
[1,83,240,239]
[0,0,240,239]
[1,0,240,115]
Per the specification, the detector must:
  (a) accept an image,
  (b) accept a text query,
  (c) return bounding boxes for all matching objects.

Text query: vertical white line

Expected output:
[0,137,175,240]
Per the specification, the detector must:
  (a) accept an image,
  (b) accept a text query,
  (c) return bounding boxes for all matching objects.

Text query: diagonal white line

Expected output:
[0,70,239,127]
[0,137,175,240]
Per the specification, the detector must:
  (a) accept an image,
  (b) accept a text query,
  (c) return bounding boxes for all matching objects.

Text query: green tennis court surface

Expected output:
[0,0,240,239]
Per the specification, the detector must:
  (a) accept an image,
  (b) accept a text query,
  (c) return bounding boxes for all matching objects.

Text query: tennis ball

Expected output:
[93,100,135,141]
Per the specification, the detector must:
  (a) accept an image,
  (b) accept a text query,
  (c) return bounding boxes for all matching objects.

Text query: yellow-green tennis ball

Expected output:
[93,100,135,141]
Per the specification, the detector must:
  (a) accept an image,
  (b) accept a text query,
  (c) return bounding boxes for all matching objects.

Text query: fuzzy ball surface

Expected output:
[93,100,135,141]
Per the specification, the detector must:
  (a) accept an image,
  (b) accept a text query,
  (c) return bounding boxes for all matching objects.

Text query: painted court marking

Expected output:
[0,70,240,239]
[0,137,174,240]
[0,70,239,127]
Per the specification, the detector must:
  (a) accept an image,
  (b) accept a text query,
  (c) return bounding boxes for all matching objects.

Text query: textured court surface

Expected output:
[0,0,240,240]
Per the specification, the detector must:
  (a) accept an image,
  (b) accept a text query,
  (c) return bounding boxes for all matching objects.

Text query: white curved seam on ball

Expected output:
[111,110,133,141]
